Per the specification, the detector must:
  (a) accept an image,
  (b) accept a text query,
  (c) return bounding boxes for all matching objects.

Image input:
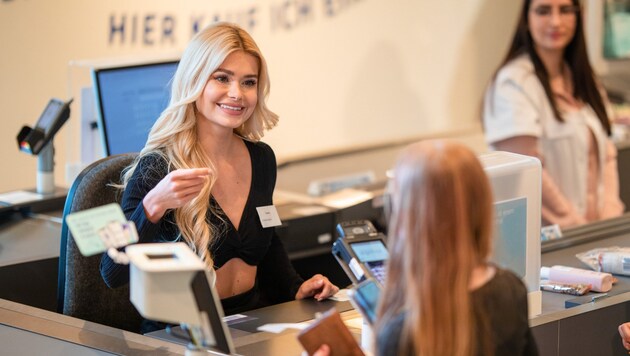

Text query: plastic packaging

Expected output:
[539,281,591,296]
[540,265,613,292]
[575,246,630,277]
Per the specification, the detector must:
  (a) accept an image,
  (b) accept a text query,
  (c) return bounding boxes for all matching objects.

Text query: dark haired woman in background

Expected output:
[483,0,624,228]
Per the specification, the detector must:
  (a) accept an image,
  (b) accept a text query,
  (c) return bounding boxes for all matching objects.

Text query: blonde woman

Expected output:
[375,140,537,356]
[100,23,337,331]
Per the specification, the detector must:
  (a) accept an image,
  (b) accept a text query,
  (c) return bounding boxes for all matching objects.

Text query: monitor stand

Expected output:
[2,139,67,218]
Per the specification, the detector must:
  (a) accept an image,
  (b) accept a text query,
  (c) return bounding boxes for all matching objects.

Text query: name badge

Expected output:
[256,205,282,228]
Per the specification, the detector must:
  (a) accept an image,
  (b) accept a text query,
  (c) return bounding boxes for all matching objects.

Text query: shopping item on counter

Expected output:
[540,265,613,292]
[540,281,591,296]
[576,246,630,277]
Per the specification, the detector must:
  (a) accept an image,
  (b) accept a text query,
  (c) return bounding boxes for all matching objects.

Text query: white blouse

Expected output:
[483,55,609,217]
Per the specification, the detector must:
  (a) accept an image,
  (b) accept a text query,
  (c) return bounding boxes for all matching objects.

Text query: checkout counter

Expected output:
[0,191,65,312]
[532,215,630,355]
[2,211,630,355]
[1,250,630,356]
[2,140,630,355]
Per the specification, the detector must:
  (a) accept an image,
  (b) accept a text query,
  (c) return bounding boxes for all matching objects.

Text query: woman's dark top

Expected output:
[100,140,304,316]
[376,267,538,356]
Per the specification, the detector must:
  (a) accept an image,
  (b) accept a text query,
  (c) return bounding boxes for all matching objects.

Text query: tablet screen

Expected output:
[352,279,381,324]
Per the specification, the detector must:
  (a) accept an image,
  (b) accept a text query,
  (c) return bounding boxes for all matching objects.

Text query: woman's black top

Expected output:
[100,140,303,317]
[376,267,539,356]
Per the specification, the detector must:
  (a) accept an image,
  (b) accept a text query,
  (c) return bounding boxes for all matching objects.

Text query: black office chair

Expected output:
[57,153,142,332]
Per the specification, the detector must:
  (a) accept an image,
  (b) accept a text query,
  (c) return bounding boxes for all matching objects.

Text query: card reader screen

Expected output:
[350,240,388,263]
[36,100,63,133]
[354,280,380,324]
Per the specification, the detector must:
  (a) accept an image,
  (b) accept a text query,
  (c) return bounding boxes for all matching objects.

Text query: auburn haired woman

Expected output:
[375,140,538,356]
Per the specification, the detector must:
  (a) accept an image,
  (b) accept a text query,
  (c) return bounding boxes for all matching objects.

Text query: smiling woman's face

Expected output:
[527,0,578,55]
[195,50,259,132]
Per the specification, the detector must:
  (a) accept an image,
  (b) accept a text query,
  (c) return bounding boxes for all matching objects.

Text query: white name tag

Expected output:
[256,205,282,228]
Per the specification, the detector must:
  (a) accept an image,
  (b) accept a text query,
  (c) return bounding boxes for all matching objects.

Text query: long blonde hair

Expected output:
[121,22,278,265]
[376,140,494,356]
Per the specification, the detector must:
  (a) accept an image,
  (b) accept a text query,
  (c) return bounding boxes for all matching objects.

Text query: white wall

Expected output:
[0,0,522,193]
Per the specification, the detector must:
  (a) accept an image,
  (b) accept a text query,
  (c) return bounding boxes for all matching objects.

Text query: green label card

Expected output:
[65,203,128,256]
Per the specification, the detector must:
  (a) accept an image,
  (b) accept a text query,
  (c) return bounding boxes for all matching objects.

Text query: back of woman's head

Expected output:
[378,140,494,356]
[387,140,493,282]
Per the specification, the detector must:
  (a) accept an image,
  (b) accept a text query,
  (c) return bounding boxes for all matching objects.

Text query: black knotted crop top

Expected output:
[100,140,296,289]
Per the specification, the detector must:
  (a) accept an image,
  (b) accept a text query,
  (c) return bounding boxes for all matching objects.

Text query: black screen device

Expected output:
[190,271,235,354]
[336,219,378,238]
[332,220,389,286]
[17,98,73,155]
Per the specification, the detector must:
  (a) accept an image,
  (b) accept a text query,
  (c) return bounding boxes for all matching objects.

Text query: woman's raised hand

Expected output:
[143,168,211,223]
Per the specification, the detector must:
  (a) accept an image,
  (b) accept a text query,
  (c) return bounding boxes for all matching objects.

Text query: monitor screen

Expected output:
[92,61,178,156]
[351,279,380,325]
[604,0,630,59]
[350,239,389,263]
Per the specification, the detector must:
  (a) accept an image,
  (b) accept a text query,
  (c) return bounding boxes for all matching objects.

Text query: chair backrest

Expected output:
[57,153,142,332]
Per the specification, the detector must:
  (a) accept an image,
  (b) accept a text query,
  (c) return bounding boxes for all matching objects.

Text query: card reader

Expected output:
[332,220,388,286]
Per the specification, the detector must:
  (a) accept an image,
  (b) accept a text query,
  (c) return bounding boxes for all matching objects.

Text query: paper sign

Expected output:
[257,322,309,334]
[66,203,136,256]
[493,197,527,278]
[0,190,44,205]
[256,205,282,228]
[328,288,351,302]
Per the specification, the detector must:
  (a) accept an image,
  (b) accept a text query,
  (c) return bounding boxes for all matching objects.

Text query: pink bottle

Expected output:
[540,265,613,292]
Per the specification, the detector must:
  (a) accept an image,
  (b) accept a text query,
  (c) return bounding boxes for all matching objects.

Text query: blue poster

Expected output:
[492,197,527,278]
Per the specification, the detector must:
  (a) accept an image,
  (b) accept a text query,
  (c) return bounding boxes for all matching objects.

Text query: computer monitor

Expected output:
[604,0,630,59]
[92,61,178,156]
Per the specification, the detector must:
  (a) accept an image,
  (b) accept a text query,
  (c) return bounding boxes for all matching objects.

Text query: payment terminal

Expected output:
[347,278,381,325]
[332,220,389,286]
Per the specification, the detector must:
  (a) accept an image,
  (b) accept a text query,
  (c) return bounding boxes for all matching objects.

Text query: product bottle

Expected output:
[540,265,613,292]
